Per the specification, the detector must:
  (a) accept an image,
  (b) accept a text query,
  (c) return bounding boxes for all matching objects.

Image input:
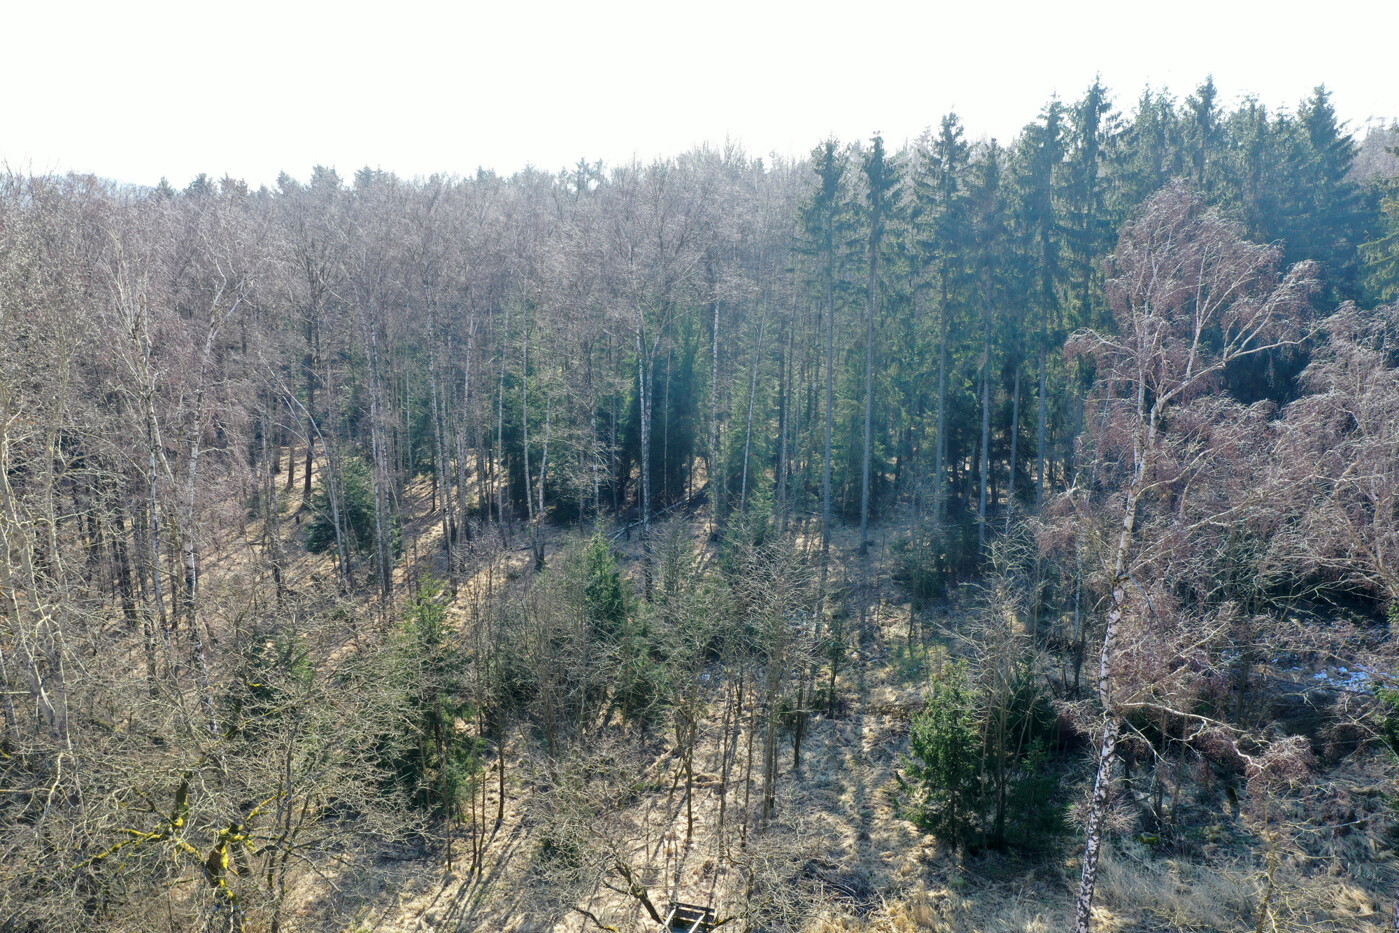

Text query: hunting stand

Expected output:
[660,901,716,932]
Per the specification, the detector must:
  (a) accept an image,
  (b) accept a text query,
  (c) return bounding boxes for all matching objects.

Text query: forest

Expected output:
[3,77,1399,933]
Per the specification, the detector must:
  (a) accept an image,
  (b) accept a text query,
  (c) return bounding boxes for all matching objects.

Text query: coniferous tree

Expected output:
[1185,75,1224,192]
[1292,86,1370,300]
[1012,102,1065,507]
[916,114,971,522]
[1362,135,1399,300]
[800,139,852,589]
[969,140,1009,550]
[859,135,899,550]
[1063,80,1116,327]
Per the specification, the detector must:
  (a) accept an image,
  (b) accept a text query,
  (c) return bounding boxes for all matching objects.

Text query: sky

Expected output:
[4,0,1396,189]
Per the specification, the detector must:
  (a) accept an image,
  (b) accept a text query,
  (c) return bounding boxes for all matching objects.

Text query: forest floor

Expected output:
[227,452,1398,933]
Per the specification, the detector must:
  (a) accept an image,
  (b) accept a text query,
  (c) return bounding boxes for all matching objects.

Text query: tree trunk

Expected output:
[112,504,139,628]
[521,321,538,567]
[1073,446,1149,930]
[495,325,510,540]
[739,297,768,514]
[302,330,317,503]
[709,277,723,533]
[637,331,652,595]
[430,319,453,569]
[1074,713,1122,933]
[359,304,394,600]
[455,321,477,546]
[284,427,296,491]
[1036,333,1048,506]
[977,309,992,551]
[776,318,791,532]
[1007,360,1021,524]
[821,247,836,602]
[662,349,671,507]
[535,390,552,568]
[934,281,950,521]
[860,236,877,551]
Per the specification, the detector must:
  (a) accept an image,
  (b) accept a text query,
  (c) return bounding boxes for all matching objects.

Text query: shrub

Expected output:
[900,658,1065,853]
[306,455,397,556]
[892,521,975,607]
[579,532,628,637]
[985,665,1065,851]
[376,578,482,820]
[902,661,984,851]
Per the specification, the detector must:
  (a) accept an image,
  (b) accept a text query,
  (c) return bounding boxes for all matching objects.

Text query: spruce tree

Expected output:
[859,135,899,550]
[1294,85,1369,300]
[800,139,852,584]
[1012,102,1065,507]
[1362,128,1399,300]
[1185,76,1223,192]
[969,140,1009,550]
[1063,79,1116,326]
[915,114,972,522]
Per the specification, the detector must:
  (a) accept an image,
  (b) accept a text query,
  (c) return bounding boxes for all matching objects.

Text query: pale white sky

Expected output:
[3,0,1395,188]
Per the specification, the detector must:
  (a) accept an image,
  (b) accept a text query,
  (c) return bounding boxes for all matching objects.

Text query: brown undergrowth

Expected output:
[210,464,1399,933]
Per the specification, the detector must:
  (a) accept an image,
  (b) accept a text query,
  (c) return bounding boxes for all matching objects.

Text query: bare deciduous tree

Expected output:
[1053,182,1317,933]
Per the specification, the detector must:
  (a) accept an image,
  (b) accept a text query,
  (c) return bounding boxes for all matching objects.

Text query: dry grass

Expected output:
[201,470,1399,933]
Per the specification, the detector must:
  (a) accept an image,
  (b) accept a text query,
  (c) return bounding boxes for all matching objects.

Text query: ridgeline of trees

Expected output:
[3,78,1399,932]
